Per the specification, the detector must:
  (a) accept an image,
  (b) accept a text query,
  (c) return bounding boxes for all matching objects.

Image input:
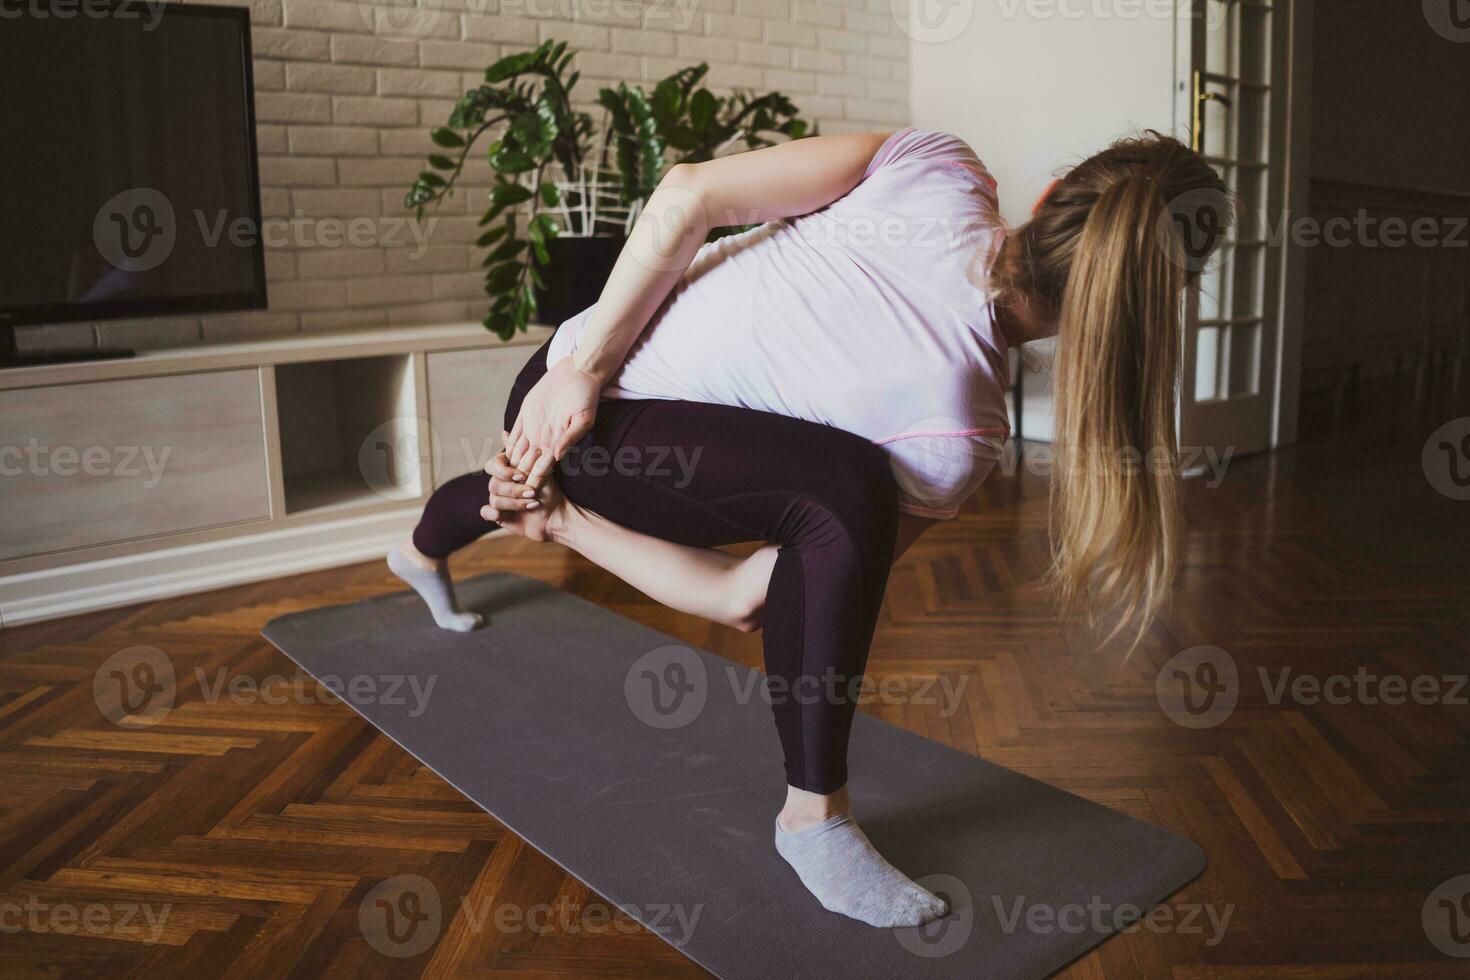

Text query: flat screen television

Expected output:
[0,0,266,363]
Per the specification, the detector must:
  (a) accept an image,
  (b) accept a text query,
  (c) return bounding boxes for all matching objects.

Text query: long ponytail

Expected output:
[991,133,1230,648]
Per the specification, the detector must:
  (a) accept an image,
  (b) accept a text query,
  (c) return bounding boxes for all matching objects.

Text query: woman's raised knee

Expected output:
[815,439,899,542]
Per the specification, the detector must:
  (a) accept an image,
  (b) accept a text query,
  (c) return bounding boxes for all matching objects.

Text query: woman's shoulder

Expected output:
[868,129,994,184]
[870,128,974,159]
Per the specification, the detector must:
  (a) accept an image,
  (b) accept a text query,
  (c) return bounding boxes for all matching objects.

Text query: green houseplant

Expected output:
[598,64,811,212]
[406,43,814,338]
[405,40,592,340]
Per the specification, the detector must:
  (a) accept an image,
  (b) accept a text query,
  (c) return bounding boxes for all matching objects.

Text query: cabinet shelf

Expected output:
[275,355,424,518]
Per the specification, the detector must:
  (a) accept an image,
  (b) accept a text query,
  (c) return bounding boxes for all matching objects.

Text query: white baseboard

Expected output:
[0,508,440,628]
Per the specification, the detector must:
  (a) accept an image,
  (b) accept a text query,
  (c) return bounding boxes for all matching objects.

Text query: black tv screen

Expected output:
[0,1,266,328]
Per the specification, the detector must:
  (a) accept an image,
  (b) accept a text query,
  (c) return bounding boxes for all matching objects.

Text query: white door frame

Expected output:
[1269,0,1315,446]
[1172,0,1315,452]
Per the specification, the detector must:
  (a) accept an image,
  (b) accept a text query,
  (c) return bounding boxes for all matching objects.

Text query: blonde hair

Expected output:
[990,132,1231,648]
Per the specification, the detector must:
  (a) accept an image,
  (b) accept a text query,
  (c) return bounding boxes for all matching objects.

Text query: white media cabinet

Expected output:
[0,323,551,627]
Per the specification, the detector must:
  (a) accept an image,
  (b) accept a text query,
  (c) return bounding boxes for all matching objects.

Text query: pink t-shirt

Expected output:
[546,128,1010,519]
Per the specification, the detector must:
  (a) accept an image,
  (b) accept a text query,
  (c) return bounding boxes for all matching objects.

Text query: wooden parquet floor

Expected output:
[2,390,1468,978]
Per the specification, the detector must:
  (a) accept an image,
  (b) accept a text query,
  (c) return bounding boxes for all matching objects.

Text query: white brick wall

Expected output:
[19,0,911,353]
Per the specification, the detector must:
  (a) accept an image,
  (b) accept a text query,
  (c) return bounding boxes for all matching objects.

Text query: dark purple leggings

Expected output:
[413,338,898,793]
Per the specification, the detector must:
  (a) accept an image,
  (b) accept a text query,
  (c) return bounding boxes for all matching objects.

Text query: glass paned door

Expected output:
[1176,0,1285,460]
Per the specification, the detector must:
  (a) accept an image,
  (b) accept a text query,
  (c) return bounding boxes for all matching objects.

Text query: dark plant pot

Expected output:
[533,235,626,325]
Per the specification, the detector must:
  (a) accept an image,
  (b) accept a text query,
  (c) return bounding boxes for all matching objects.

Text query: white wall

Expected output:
[908,0,1179,439]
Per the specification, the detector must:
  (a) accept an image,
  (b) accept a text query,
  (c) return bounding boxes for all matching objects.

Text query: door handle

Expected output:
[1191,69,1234,153]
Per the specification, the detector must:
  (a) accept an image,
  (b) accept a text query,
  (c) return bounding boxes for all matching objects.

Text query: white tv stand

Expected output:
[0,322,550,627]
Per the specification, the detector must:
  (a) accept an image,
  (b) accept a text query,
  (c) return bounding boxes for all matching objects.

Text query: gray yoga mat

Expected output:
[262,573,1204,979]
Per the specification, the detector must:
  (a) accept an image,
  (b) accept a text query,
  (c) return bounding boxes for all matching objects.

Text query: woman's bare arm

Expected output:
[525,504,931,633]
[484,450,777,631]
[487,455,935,632]
[506,132,894,480]
[553,504,781,633]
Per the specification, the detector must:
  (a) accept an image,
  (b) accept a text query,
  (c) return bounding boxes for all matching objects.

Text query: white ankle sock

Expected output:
[775,812,948,928]
[387,547,483,632]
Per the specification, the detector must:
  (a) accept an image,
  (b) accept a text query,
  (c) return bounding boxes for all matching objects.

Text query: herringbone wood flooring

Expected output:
[2,391,1467,978]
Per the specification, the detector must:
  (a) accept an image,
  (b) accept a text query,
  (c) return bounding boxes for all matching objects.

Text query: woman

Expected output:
[387,128,1230,928]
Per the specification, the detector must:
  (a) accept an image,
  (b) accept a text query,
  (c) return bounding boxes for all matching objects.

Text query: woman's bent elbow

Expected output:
[661,162,701,193]
[728,593,765,634]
